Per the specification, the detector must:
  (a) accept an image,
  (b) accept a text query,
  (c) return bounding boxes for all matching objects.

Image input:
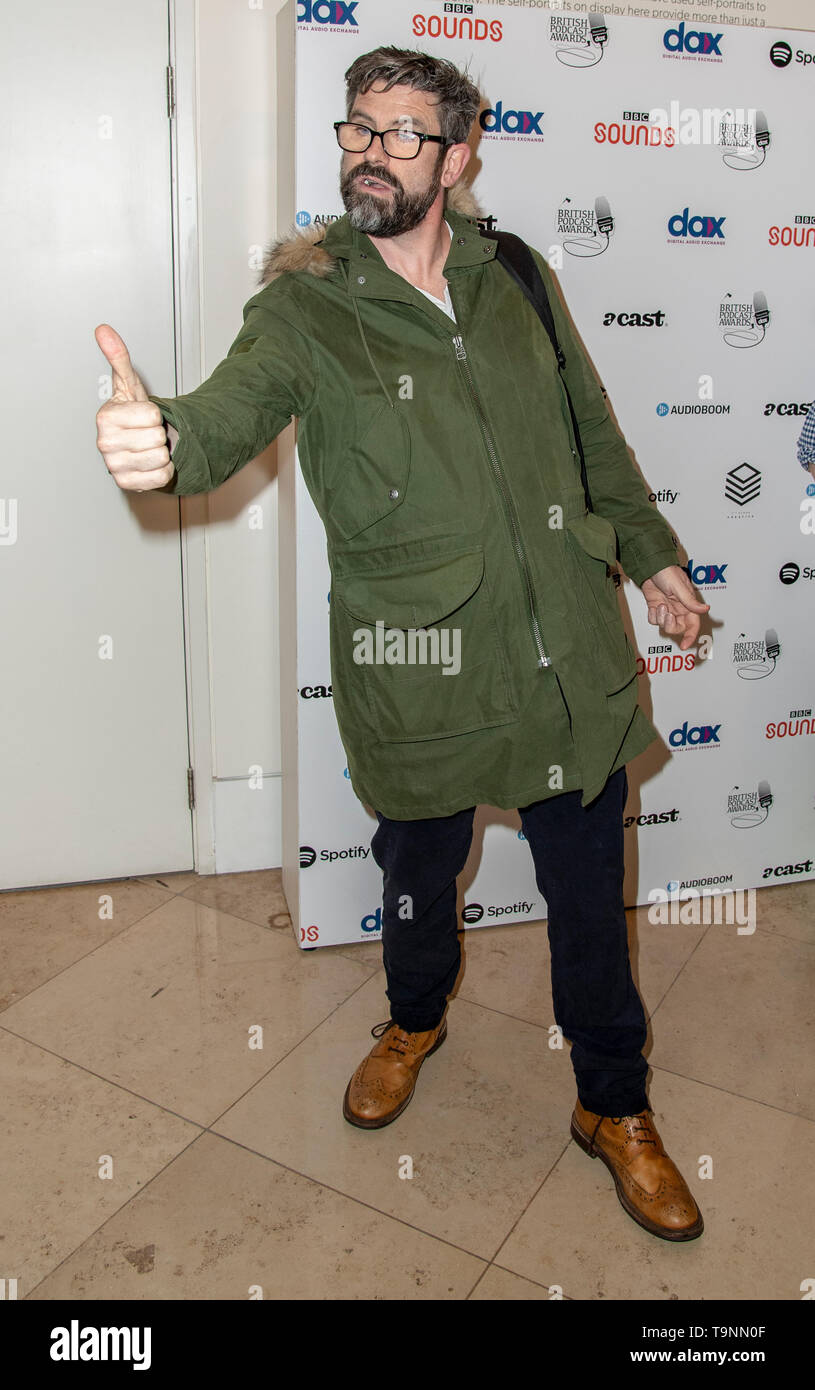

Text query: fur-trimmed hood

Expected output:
[257,179,485,288]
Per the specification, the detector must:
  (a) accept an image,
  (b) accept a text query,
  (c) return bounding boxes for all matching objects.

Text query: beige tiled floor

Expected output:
[2,869,814,1300]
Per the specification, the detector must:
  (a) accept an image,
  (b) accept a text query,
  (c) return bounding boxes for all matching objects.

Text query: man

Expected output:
[96,46,710,1242]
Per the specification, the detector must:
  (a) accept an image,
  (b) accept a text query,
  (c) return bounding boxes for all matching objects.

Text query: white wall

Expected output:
[190,0,814,872]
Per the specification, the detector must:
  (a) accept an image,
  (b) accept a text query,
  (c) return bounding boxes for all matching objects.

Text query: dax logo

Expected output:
[769,41,792,68]
[360,907,382,934]
[668,208,726,239]
[479,101,544,136]
[297,0,358,24]
[461,903,484,924]
[684,559,727,585]
[299,845,317,868]
[663,23,723,56]
[669,721,721,747]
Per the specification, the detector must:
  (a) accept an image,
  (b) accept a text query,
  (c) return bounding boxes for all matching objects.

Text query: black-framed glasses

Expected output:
[334,121,448,159]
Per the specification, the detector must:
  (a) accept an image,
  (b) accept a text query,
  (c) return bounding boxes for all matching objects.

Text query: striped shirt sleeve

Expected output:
[797,398,815,468]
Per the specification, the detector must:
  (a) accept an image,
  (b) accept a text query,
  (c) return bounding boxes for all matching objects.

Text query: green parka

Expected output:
[149,191,679,820]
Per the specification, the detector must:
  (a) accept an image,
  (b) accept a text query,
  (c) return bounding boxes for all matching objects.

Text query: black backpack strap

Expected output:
[483,227,593,516]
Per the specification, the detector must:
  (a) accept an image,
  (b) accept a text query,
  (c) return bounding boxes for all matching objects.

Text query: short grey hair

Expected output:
[344,46,482,146]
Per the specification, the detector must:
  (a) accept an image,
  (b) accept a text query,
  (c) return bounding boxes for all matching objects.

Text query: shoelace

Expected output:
[609,1114,658,1146]
[371,1018,410,1056]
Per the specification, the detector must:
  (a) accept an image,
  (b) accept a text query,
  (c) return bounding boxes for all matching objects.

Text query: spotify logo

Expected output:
[770,41,792,68]
[461,903,484,924]
[299,845,317,867]
[779,562,799,585]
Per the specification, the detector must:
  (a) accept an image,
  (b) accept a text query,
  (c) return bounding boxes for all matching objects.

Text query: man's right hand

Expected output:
[95,324,174,492]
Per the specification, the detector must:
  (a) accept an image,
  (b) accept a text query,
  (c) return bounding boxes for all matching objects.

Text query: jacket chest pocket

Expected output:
[326,403,411,541]
[329,541,518,743]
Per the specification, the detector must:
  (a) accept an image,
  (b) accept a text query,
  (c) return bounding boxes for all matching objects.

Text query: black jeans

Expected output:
[370,767,649,1117]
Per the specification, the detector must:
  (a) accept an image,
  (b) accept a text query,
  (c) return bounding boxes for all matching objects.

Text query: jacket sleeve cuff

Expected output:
[148,396,215,495]
[621,537,681,589]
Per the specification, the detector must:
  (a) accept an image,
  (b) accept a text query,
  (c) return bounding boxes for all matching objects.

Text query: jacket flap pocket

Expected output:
[335,548,485,628]
[566,512,618,568]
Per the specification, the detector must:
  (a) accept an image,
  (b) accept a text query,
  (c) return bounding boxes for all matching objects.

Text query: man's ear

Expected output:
[441,141,471,188]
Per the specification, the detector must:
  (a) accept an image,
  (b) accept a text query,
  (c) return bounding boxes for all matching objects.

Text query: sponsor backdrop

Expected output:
[281,1,815,949]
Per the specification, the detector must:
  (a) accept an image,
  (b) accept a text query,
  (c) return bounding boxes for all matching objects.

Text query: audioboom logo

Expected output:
[657,400,731,416]
[663,22,723,62]
[719,291,770,348]
[479,100,544,139]
[296,211,340,227]
[550,11,609,68]
[297,0,359,26]
[461,903,484,924]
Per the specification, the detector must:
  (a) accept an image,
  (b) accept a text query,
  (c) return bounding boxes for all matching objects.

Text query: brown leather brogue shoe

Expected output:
[571,1099,704,1241]
[343,1016,448,1129]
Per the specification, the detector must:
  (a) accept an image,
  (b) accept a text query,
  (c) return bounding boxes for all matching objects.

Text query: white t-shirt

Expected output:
[410,221,457,321]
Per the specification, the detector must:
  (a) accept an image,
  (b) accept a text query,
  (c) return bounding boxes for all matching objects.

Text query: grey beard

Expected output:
[340,166,443,237]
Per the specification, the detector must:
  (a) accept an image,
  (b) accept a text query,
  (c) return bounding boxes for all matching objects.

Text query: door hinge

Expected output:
[166,65,175,119]
[187,767,195,810]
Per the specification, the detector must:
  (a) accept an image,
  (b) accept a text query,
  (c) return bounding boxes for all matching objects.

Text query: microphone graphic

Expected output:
[764,628,780,660]
[757,780,773,811]
[595,196,614,235]
[754,290,770,327]
[754,110,770,149]
[589,12,608,45]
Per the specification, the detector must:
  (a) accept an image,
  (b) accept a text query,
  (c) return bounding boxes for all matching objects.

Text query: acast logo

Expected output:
[624,808,680,828]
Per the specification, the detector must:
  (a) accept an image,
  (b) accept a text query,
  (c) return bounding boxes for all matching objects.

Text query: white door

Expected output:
[0,0,193,888]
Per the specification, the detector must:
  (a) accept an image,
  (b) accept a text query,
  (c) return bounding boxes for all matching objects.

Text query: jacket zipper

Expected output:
[451,332,552,669]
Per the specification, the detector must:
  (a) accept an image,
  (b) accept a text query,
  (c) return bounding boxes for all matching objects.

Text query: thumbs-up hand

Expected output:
[95,324,174,491]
